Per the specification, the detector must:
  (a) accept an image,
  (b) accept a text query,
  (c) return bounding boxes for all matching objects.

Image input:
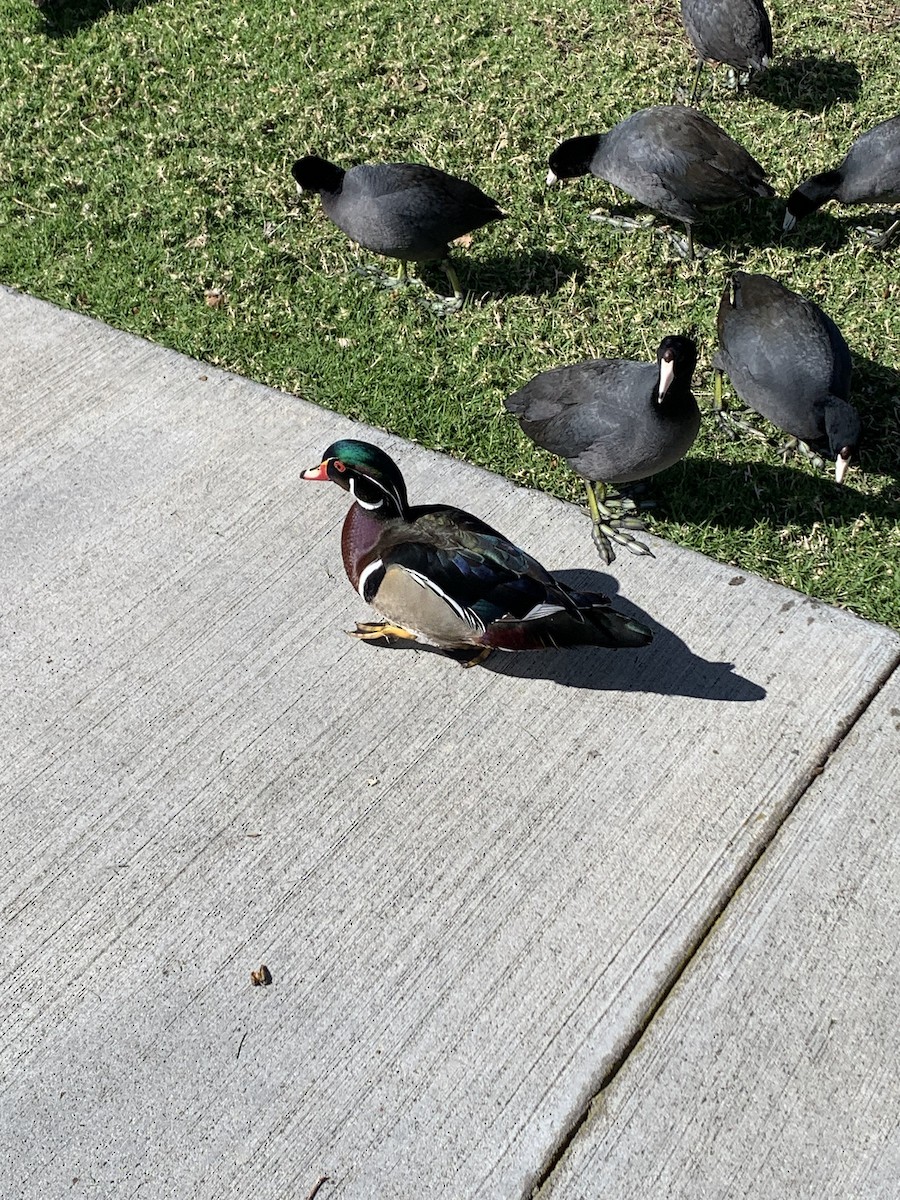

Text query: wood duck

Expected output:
[302,439,653,666]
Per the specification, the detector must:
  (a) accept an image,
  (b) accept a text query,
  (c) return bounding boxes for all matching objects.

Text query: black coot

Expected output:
[680,0,773,105]
[291,155,505,309]
[783,115,900,248]
[547,106,774,260]
[714,272,860,483]
[505,336,700,562]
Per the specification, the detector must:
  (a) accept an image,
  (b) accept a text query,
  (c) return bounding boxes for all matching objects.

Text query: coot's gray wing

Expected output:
[650,111,771,204]
[506,360,654,478]
[329,164,502,257]
[351,163,501,235]
[717,278,837,438]
[839,116,900,204]
[598,108,771,219]
[818,307,853,399]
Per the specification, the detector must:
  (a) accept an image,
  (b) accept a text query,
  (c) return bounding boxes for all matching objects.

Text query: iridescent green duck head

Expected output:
[301,439,409,517]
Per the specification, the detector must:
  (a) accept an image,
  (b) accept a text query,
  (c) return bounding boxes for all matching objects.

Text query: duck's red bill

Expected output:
[302,461,330,481]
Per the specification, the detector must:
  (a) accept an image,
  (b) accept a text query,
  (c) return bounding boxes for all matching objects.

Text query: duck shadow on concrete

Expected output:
[484,568,766,699]
[36,0,156,36]
[426,249,586,301]
[754,55,862,112]
[363,570,766,700]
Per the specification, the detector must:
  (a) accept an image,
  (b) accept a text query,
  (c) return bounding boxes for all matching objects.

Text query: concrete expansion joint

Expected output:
[530,646,900,1200]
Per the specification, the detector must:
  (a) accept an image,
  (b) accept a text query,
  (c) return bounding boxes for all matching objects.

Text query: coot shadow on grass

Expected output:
[852,356,900,481]
[269,247,585,303]
[662,453,899,530]
[37,0,157,36]
[576,195,781,255]
[782,209,900,252]
[420,249,586,301]
[755,55,862,112]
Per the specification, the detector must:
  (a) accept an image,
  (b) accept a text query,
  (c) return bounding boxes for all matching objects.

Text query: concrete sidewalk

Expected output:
[1,285,897,1199]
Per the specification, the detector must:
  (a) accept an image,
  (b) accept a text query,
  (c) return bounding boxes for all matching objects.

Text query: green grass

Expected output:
[2,0,899,625]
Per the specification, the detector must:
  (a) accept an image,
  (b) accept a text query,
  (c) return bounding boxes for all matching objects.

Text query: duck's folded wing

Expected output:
[378,510,652,651]
[382,507,574,626]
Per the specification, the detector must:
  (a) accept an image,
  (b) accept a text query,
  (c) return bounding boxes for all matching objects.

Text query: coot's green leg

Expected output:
[779,437,825,471]
[430,257,466,314]
[713,368,768,440]
[585,481,653,565]
[354,258,420,291]
[687,58,705,106]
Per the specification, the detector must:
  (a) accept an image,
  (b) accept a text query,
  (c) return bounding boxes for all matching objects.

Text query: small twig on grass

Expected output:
[11,197,56,218]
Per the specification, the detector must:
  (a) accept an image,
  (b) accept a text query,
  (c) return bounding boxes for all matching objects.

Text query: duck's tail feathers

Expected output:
[482,599,652,652]
[564,585,653,648]
[584,605,654,648]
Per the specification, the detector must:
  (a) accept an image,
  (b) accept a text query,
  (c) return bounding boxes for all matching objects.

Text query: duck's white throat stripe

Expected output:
[349,476,383,510]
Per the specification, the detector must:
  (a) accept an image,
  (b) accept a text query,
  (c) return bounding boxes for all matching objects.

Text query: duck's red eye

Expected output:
[333,459,347,473]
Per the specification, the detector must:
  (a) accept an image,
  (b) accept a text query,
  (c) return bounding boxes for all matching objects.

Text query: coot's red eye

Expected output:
[333,460,346,473]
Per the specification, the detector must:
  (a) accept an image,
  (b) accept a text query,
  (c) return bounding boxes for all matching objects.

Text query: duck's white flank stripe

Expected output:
[404,567,485,632]
[357,558,384,600]
[522,602,566,621]
[349,477,383,510]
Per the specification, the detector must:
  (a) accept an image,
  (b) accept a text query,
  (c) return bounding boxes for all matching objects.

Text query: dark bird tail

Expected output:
[482,590,652,652]
[583,603,654,648]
